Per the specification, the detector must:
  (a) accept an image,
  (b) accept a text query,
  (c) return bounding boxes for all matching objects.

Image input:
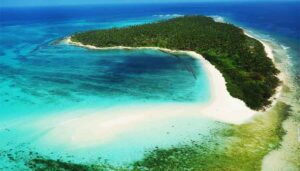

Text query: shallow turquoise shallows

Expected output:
[1,2,299,169]
[0,14,215,168]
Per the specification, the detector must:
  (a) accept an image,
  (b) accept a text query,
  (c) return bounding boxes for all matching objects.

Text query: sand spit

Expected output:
[32,37,270,148]
[65,36,258,124]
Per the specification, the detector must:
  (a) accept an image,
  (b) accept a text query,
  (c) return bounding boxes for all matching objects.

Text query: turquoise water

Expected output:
[1,2,299,169]
[0,14,214,169]
[0,16,211,118]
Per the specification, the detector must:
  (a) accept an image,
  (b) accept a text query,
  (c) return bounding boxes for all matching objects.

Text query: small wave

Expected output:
[210,15,226,23]
[280,44,290,50]
[153,14,184,18]
[287,55,292,59]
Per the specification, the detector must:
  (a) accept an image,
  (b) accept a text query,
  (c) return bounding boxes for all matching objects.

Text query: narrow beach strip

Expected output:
[65,36,258,124]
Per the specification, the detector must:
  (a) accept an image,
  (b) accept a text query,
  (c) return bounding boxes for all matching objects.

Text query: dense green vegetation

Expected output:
[71,16,279,110]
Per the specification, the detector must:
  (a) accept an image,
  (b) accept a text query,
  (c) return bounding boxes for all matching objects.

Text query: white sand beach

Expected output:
[244,31,283,110]
[33,35,280,148]
[65,36,260,122]
[32,36,281,148]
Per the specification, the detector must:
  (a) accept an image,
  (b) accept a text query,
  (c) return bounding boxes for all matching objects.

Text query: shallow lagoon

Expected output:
[1,2,299,170]
[0,14,218,168]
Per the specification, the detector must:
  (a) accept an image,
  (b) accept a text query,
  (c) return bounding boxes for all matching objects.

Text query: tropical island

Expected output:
[70,16,279,110]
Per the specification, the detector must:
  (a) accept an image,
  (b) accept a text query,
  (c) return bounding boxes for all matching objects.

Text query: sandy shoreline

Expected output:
[43,35,279,147]
[65,37,259,124]
[244,32,283,110]
[212,16,283,111]
[243,31,300,170]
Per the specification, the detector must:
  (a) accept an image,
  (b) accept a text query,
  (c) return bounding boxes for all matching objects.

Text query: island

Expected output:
[69,16,279,110]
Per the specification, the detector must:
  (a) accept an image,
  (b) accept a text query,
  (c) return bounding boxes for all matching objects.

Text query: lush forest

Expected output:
[71,16,279,110]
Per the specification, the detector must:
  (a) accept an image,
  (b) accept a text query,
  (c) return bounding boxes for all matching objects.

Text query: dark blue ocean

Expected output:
[1,1,299,81]
[0,1,299,169]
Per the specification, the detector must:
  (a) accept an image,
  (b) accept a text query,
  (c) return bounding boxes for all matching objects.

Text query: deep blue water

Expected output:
[0,1,299,169]
[1,1,299,77]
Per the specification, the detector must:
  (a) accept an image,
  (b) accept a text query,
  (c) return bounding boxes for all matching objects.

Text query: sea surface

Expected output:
[0,1,299,169]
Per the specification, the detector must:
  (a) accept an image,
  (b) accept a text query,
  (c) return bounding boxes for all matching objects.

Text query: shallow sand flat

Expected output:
[29,103,224,164]
[1,27,286,168]
[21,37,262,154]
[244,29,299,170]
[34,103,193,148]
[22,33,287,164]
[214,16,299,170]
[34,101,238,149]
[258,38,300,171]
[21,36,260,162]
[65,37,257,124]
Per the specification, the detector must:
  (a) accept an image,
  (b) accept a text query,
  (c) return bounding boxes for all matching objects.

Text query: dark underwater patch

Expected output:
[31,76,73,85]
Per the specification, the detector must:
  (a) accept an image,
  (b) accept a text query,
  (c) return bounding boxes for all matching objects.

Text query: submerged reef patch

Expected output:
[25,102,290,170]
